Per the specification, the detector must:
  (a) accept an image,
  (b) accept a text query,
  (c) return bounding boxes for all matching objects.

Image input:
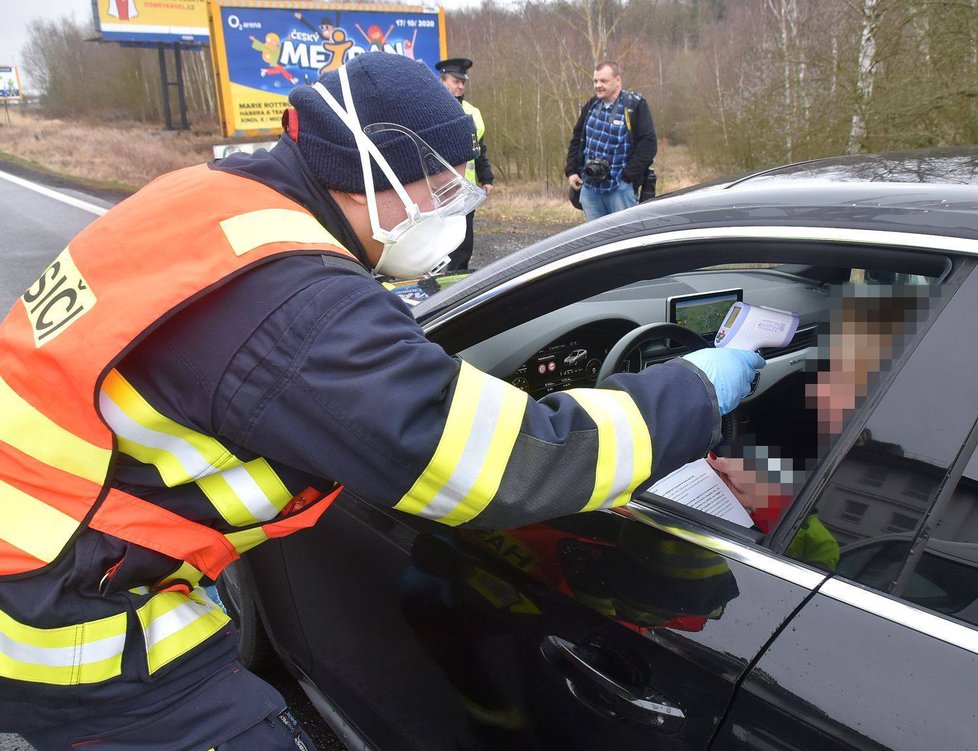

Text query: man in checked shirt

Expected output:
[565,60,658,221]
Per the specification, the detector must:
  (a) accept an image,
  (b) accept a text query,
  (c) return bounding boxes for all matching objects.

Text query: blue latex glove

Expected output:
[683,348,766,415]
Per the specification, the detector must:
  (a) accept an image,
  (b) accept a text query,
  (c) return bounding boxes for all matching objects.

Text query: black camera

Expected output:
[582,157,611,181]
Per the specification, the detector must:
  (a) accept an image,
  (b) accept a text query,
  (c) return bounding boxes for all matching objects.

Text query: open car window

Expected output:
[793,265,978,620]
[427,234,964,554]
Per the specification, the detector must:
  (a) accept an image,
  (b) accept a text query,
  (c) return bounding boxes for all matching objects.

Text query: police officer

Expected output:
[435,57,494,271]
[0,53,762,749]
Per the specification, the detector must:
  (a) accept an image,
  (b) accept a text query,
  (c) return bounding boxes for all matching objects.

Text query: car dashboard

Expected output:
[458,267,829,402]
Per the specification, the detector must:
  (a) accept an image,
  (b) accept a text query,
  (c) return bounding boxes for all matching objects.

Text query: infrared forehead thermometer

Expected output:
[714,302,799,351]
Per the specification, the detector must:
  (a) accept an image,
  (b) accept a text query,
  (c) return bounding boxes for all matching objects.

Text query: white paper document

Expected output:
[646,458,755,527]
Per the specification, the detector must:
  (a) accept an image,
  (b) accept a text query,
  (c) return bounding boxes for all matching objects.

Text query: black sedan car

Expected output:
[220,149,978,751]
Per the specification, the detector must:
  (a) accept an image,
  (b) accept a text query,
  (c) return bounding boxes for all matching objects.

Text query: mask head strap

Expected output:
[312,72,419,243]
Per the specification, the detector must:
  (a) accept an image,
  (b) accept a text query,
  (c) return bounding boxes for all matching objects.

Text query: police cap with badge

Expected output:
[435,58,473,80]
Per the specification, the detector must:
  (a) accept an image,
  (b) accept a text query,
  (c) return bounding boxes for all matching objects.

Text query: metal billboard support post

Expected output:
[157,43,190,132]
[158,43,174,130]
[173,42,190,131]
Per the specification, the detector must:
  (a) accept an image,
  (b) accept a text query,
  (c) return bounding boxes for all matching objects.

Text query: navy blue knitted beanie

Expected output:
[288,52,478,193]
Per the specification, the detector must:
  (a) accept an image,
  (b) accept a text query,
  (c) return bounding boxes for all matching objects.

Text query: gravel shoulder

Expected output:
[472,214,579,267]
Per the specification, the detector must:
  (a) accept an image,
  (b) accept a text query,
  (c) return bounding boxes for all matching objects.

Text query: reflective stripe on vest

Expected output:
[0,372,114,572]
[461,100,485,185]
[0,606,127,685]
[394,361,527,525]
[0,164,357,577]
[562,388,653,511]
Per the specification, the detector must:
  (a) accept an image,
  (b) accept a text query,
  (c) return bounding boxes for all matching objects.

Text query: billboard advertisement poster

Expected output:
[95,0,210,44]
[0,65,23,101]
[209,1,446,138]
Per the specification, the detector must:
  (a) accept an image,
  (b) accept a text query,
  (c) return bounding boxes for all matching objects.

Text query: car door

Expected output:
[713,259,978,751]
[249,235,969,750]
[258,472,821,751]
[253,265,839,748]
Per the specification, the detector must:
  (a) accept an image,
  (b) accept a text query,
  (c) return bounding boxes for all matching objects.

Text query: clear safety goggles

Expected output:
[312,68,486,245]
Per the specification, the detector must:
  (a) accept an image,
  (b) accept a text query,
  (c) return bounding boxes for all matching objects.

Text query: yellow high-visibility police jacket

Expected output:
[460,99,492,187]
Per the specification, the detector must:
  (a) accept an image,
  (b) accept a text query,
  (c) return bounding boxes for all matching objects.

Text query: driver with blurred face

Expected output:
[706,288,922,569]
[0,53,762,749]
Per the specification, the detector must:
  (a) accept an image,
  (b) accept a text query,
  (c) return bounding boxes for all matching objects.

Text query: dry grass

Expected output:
[0,109,218,190]
[655,142,719,194]
[0,109,719,220]
[481,140,717,225]
[480,186,580,224]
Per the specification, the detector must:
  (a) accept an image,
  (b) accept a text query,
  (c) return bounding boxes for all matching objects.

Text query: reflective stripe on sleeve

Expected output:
[195,462,292,526]
[0,375,110,484]
[0,607,126,685]
[219,208,341,256]
[562,388,653,511]
[137,588,230,674]
[395,362,527,526]
[100,370,292,526]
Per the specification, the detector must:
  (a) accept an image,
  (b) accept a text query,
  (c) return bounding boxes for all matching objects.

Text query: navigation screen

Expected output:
[669,290,742,336]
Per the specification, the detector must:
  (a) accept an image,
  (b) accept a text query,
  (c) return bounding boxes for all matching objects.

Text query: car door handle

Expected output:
[541,635,685,728]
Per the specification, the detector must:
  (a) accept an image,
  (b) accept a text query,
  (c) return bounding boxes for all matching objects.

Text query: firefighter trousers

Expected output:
[14,660,319,751]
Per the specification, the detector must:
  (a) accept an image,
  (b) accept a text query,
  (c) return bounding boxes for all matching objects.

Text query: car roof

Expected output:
[656,147,978,220]
[726,147,978,190]
[415,148,978,323]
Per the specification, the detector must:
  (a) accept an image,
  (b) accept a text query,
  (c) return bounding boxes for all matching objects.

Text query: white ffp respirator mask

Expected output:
[312,70,485,280]
[372,213,466,278]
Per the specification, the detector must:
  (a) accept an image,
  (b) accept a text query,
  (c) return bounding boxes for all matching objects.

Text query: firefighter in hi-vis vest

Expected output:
[435,57,494,271]
[0,53,763,749]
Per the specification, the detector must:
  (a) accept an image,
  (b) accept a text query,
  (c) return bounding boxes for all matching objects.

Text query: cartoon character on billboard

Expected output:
[320,30,353,73]
[356,23,394,51]
[294,11,336,44]
[107,0,139,21]
[402,29,418,60]
[293,11,353,74]
[250,33,297,83]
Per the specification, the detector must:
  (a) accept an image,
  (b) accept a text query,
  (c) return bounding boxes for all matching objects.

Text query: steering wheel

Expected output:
[595,322,739,444]
[596,323,710,383]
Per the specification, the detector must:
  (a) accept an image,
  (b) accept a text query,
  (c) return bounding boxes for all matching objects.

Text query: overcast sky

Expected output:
[0,0,485,90]
[1,0,92,87]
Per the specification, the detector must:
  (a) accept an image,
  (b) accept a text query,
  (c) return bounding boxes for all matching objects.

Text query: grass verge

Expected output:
[0,108,717,221]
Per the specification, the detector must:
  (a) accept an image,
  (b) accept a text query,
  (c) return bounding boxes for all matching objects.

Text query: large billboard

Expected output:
[209,1,446,137]
[0,65,23,101]
[93,0,210,44]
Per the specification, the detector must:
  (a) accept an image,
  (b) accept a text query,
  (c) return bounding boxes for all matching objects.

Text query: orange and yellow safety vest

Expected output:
[0,164,354,582]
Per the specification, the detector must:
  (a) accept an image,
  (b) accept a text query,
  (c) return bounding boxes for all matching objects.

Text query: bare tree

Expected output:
[847,0,880,153]
[20,1,978,189]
